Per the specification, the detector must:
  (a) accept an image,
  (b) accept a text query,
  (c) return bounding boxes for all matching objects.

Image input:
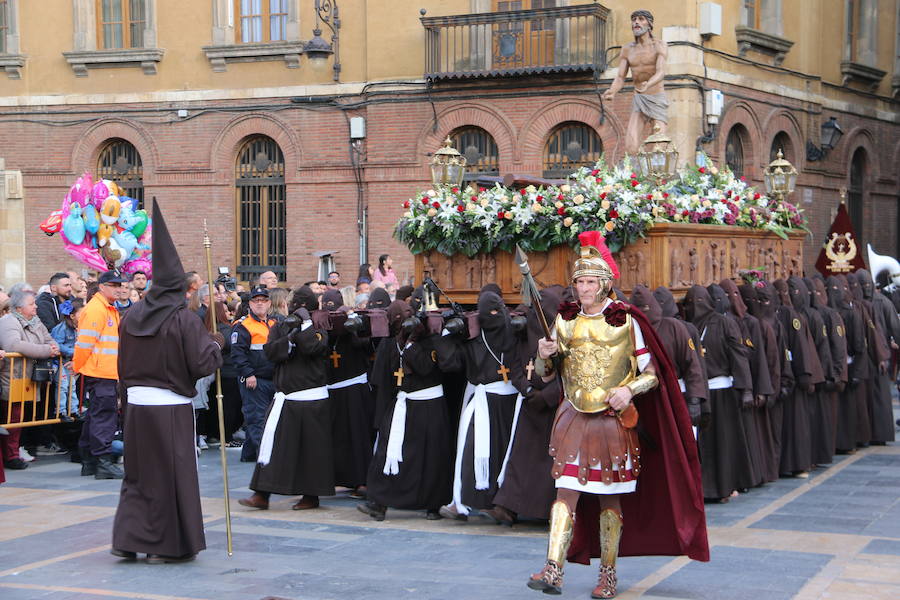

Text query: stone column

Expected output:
[0,158,27,288]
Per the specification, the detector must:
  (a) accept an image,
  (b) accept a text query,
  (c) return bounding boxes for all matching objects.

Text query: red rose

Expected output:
[630,173,637,179]
[698,167,706,174]
[646,194,653,200]
[682,210,690,217]
[603,302,628,327]
[520,189,527,196]
[726,190,732,198]
[609,209,619,219]
[591,169,599,176]
[536,195,543,203]
[557,207,566,216]
[557,193,564,201]
[403,200,410,209]
[451,187,459,193]
[631,180,638,187]
[479,187,486,192]
[753,193,761,200]
[740,176,746,182]
[497,211,505,219]
[421,198,429,205]
[432,201,440,209]
[663,192,669,199]
[457,205,465,212]
[600,192,607,200]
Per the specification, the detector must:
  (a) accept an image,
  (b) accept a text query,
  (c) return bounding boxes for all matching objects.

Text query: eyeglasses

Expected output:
[250,298,270,304]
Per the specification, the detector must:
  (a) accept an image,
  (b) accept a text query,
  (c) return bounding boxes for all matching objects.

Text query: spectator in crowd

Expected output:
[354,293,369,310]
[207,301,243,446]
[0,288,61,470]
[130,271,149,296]
[36,272,73,332]
[385,282,398,300]
[185,272,202,299]
[258,271,279,289]
[268,288,290,318]
[50,298,85,421]
[72,278,88,301]
[190,285,211,323]
[356,263,373,286]
[128,287,141,304]
[356,281,371,295]
[114,283,134,314]
[327,271,341,288]
[339,286,356,308]
[372,254,399,288]
[74,270,127,480]
[396,285,414,303]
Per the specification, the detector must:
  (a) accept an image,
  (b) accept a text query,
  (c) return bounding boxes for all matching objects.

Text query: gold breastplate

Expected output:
[556,312,636,413]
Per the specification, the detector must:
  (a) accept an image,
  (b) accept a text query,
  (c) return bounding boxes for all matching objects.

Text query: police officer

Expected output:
[231,286,277,462]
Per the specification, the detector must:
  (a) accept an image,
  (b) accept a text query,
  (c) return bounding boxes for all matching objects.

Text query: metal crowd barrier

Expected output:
[1,352,77,429]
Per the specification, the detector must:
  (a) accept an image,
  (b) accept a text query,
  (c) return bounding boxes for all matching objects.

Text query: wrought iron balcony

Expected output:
[421,3,609,80]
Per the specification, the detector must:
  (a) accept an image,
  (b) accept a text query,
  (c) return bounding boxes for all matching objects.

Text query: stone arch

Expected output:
[71,118,159,182]
[211,113,302,183]
[838,126,879,183]
[417,102,516,173]
[716,100,763,179]
[518,98,623,167]
[761,108,805,171]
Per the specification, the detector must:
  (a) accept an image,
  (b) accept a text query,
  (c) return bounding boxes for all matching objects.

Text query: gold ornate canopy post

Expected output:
[203,220,234,556]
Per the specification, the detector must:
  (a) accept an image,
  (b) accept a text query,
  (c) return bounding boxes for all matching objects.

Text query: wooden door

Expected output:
[492,0,556,69]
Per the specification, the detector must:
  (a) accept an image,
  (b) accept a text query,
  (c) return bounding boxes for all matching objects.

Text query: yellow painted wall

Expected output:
[1,1,897,100]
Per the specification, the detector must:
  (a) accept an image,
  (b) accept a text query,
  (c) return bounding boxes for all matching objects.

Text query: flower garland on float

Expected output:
[394,154,808,257]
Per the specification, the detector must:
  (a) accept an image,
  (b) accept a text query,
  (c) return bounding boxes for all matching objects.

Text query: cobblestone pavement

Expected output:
[1,416,899,599]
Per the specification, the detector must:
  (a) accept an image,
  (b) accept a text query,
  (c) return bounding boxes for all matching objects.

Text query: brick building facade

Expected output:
[0,1,897,288]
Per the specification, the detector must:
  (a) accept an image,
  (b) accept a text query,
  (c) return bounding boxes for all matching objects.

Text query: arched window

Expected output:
[236,135,287,283]
[97,0,146,49]
[96,138,144,210]
[849,148,866,237]
[725,125,749,179]
[542,122,602,178]
[770,131,794,164]
[450,126,499,181]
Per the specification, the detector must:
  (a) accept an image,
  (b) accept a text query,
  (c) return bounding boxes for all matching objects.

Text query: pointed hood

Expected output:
[773,279,793,307]
[738,283,759,318]
[788,276,811,310]
[123,198,186,337]
[707,284,729,315]
[826,275,849,309]
[653,286,679,318]
[719,279,747,318]
[755,282,778,322]
[630,284,662,326]
[856,268,875,300]
[683,285,714,328]
[806,278,827,309]
[367,288,391,310]
[846,272,864,302]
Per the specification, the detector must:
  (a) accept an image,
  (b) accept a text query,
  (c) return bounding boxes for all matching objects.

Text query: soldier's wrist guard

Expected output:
[534,356,555,378]
[625,371,658,397]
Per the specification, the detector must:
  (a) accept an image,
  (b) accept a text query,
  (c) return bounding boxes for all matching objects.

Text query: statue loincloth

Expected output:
[632,92,668,123]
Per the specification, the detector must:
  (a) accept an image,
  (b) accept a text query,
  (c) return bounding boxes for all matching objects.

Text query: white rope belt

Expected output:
[450,379,520,515]
[383,384,444,476]
[257,385,329,466]
[327,372,368,390]
[678,378,687,393]
[708,375,734,390]
[127,386,193,406]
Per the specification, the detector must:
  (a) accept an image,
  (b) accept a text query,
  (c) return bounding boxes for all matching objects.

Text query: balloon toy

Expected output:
[42,173,152,277]
[62,202,86,246]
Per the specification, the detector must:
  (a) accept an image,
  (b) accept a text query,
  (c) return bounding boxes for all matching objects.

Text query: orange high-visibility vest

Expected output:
[73,293,120,380]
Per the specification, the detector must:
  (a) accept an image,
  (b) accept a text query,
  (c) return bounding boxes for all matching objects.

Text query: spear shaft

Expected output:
[203,220,233,556]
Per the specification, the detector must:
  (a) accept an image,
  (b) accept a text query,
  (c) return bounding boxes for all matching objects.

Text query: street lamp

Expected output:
[764,149,798,200]
[806,116,843,161]
[304,0,341,81]
[430,137,467,188]
[635,124,679,185]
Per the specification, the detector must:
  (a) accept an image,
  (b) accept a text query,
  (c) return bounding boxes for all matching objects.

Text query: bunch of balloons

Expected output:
[40,173,152,277]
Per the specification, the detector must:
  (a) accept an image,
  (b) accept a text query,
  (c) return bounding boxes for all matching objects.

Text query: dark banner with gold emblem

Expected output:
[815,202,866,276]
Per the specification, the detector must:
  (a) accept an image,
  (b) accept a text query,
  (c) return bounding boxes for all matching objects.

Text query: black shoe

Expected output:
[95,455,123,479]
[425,509,443,520]
[110,549,137,560]
[4,458,27,470]
[356,501,386,521]
[146,553,196,564]
[81,454,98,476]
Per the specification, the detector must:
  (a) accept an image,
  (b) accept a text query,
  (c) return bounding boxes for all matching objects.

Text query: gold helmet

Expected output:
[572,231,620,282]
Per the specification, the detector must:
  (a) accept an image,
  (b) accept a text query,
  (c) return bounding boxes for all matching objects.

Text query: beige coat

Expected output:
[0,313,55,400]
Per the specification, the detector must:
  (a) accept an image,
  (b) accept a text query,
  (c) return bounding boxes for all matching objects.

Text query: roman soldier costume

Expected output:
[528,232,708,598]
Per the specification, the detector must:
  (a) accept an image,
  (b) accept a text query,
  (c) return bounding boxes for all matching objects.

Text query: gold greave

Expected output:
[625,370,658,397]
[599,508,623,567]
[546,500,575,565]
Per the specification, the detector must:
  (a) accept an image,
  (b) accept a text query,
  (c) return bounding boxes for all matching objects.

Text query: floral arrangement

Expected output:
[394,154,808,257]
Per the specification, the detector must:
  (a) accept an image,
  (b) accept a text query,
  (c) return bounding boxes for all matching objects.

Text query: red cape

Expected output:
[567,305,710,564]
